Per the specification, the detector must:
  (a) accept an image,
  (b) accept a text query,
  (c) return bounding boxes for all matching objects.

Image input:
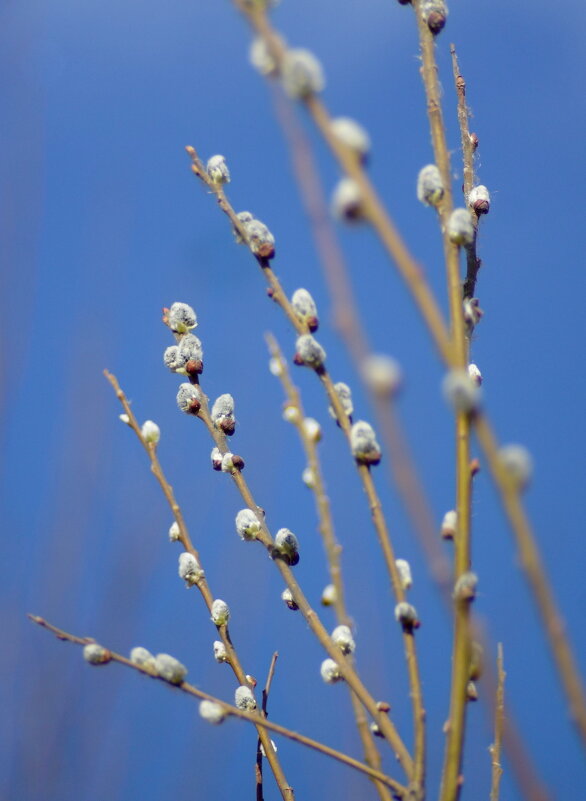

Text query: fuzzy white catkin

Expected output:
[206,154,230,184]
[168,521,181,542]
[302,467,316,489]
[468,184,490,214]
[281,49,325,98]
[155,653,187,684]
[302,418,322,442]
[468,363,483,386]
[167,302,197,334]
[83,643,110,665]
[249,35,284,76]
[235,508,261,541]
[178,552,203,586]
[447,208,475,246]
[331,177,363,221]
[176,383,201,414]
[320,658,342,684]
[441,510,458,538]
[291,288,318,322]
[213,641,228,663]
[417,164,444,206]
[331,625,356,654]
[330,116,371,161]
[141,420,160,444]
[178,333,203,364]
[268,357,282,377]
[130,647,157,671]
[321,584,337,606]
[281,588,299,610]
[235,685,257,710]
[395,602,418,628]
[273,528,300,565]
[328,382,353,420]
[163,345,186,372]
[498,444,533,489]
[395,559,413,590]
[442,369,482,413]
[362,354,402,396]
[244,218,275,257]
[421,0,448,34]
[199,700,227,725]
[295,335,326,368]
[350,420,382,465]
[211,599,230,626]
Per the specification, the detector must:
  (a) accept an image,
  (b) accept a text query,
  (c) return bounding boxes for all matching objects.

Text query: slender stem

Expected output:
[103,370,294,801]
[257,652,279,801]
[29,615,407,797]
[489,644,505,801]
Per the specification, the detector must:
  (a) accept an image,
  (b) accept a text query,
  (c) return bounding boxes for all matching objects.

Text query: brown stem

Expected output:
[489,644,506,801]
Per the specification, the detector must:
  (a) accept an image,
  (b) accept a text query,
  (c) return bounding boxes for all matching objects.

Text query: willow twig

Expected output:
[489,644,506,801]
[256,652,279,801]
[28,615,408,796]
[103,370,294,801]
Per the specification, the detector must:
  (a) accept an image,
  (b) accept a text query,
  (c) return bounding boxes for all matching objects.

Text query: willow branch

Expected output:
[29,615,407,797]
[103,370,294,801]
[256,652,279,801]
[489,644,506,801]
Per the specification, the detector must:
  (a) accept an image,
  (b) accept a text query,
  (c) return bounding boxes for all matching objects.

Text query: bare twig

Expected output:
[489,644,506,801]
[29,615,407,796]
[256,652,279,801]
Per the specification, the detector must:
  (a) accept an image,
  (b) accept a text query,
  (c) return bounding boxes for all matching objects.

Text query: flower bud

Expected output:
[213,640,228,663]
[119,413,130,425]
[321,584,337,607]
[447,208,475,246]
[169,521,181,542]
[167,302,197,334]
[163,345,186,372]
[395,559,413,590]
[395,602,419,631]
[233,211,254,244]
[141,420,160,444]
[331,624,356,654]
[235,508,262,541]
[497,444,533,490]
[468,363,482,386]
[294,334,326,369]
[206,154,230,185]
[178,552,204,587]
[350,420,382,466]
[467,681,479,702]
[235,685,257,710]
[453,571,478,601]
[442,369,482,413]
[441,510,457,540]
[272,528,300,566]
[468,641,484,681]
[211,599,231,626]
[178,334,204,375]
[177,383,202,415]
[291,288,319,330]
[330,117,371,162]
[268,357,283,377]
[83,643,111,665]
[249,34,285,76]
[245,218,276,259]
[468,184,490,215]
[302,467,316,489]
[281,588,299,611]
[221,452,244,472]
[155,653,188,684]
[320,658,343,684]
[362,354,402,397]
[417,164,444,207]
[328,382,353,421]
[281,49,325,98]
[331,178,363,222]
[211,393,236,436]
[211,447,223,471]
[199,700,227,725]
[370,722,385,738]
[302,417,322,442]
[421,0,448,35]
[283,405,301,424]
[130,647,157,673]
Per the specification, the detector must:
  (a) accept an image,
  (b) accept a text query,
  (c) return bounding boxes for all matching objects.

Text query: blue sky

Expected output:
[2,1,586,799]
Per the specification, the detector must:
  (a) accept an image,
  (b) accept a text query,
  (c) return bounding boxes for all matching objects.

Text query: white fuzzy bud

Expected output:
[235,685,257,710]
[176,383,202,414]
[294,334,326,369]
[83,643,111,665]
[283,405,301,424]
[167,302,197,334]
[303,417,322,442]
[362,354,402,397]
[119,413,130,425]
[281,48,325,98]
[320,658,343,684]
[447,208,475,246]
[249,35,285,76]
[302,467,316,489]
[178,334,204,372]
[211,599,231,626]
[331,625,356,654]
[291,288,318,328]
[213,641,228,663]
[235,508,262,541]
[468,363,482,386]
[243,217,275,259]
[441,510,458,539]
[130,647,157,672]
[206,154,230,185]
[281,588,299,610]
[453,571,478,601]
[442,369,482,413]
[395,559,413,590]
[141,420,160,445]
[395,602,419,630]
[417,164,444,207]
[199,700,227,725]
[463,297,483,334]
[154,653,188,684]
[331,178,363,222]
[221,452,236,472]
[468,184,490,215]
[163,345,186,372]
[328,382,353,421]
[178,552,204,586]
[350,420,382,466]
[421,0,448,34]
[269,357,283,377]
[211,393,236,436]
[331,117,371,162]
[498,444,533,490]
[321,584,337,607]
[211,447,223,471]
[168,521,181,542]
[233,211,254,244]
[272,528,300,566]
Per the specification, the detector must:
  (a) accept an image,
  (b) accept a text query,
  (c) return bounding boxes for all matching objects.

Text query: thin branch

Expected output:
[489,644,506,801]
[257,652,279,801]
[29,615,407,797]
[103,370,294,801]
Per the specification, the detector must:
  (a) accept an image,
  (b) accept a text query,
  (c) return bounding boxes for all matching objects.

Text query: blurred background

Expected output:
[2,1,586,799]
